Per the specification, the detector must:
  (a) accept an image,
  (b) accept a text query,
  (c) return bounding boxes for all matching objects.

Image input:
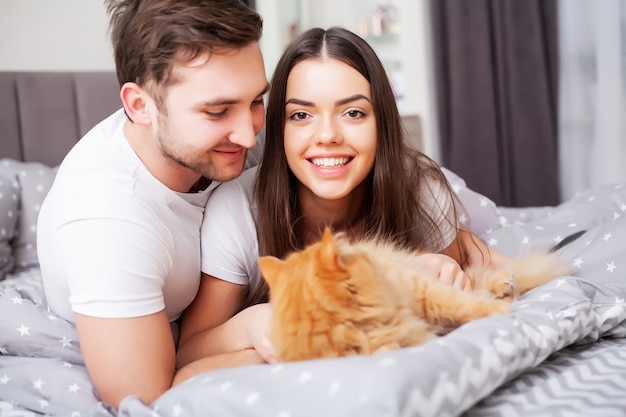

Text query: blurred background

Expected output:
[0,0,624,207]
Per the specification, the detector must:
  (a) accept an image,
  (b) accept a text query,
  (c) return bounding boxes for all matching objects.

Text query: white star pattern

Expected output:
[63,362,73,368]
[17,324,30,336]
[38,399,49,409]
[298,371,312,384]
[535,225,544,231]
[0,346,8,354]
[271,364,285,374]
[603,232,613,242]
[479,197,489,207]
[245,392,260,405]
[0,374,9,384]
[587,195,596,202]
[568,223,577,228]
[458,213,468,225]
[540,293,552,301]
[606,262,617,273]
[620,203,626,211]
[47,314,57,321]
[614,212,621,220]
[380,357,397,367]
[11,296,22,304]
[573,258,584,268]
[33,378,44,390]
[488,238,499,247]
[522,236,530,245]
[60,336,73,348]
[172,404,183,416]
[68,383,81,393]
[553,235,563,245]
[451,182,462,193]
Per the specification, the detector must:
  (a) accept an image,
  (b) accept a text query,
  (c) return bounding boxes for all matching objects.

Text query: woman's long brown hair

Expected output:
[242,26,457,309]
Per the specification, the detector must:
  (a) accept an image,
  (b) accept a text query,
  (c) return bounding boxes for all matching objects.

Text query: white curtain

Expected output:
[558,0,626,201]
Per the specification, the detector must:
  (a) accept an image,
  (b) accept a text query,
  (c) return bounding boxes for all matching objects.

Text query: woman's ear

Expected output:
[119,82,154,125]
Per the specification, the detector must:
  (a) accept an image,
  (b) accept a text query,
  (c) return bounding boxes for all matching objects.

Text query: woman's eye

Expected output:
[346,109,364,119]
[290,111,309,120]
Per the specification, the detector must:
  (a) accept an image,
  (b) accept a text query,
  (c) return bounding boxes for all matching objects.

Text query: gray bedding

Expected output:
[1,172,625,417]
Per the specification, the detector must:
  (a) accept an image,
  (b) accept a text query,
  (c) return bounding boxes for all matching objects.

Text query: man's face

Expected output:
[154,42,268,182]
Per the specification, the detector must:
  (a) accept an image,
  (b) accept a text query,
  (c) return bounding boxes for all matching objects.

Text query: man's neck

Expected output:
[123,121,201,193]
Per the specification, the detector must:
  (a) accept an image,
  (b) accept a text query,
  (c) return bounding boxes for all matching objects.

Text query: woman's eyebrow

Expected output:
[285,98,314,107]
[285,94,371,107]
[335,94,371,106]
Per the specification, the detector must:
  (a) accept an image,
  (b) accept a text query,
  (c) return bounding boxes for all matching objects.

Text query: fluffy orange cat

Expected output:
[259,227,572,362]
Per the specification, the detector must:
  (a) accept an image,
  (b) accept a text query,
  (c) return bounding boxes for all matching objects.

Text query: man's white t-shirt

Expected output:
[200,165,457,289]
[38,109,219,324]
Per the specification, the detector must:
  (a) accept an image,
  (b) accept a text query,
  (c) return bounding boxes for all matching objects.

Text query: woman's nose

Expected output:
[315,115,342,145]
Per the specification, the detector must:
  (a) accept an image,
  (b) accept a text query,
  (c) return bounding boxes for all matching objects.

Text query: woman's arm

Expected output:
[430,229,510,291]
[441,228,511,270]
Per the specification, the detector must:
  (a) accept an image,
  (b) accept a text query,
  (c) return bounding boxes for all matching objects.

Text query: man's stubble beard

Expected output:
[155,114,247,182]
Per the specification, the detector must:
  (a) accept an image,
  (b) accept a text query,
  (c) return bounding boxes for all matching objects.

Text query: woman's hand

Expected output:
[414,253,472,291]
[242,303,277,364]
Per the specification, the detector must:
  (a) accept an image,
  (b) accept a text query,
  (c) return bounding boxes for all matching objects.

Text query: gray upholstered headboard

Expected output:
[0,72,121,166]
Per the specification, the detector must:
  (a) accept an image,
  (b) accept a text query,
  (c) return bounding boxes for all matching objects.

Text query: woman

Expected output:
[175,26,509,377]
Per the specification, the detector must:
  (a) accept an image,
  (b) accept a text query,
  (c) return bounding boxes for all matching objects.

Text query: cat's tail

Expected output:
[506,252,573,294]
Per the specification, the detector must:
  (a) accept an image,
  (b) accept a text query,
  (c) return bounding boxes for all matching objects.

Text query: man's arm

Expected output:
[75,310,175,410]
[173,348,265,386]
[177,273,274,369]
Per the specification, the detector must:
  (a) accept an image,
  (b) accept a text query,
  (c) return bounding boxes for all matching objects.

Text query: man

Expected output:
[36,0,268,409]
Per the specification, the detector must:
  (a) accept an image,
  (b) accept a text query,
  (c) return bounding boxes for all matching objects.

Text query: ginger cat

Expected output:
[259,227,572,362]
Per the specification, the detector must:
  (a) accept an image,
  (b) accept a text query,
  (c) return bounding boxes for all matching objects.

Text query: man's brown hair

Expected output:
[105,0,262,93]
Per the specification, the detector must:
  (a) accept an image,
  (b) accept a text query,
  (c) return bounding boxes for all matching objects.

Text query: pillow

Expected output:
[0,159,57,272]
[0,172,19,280]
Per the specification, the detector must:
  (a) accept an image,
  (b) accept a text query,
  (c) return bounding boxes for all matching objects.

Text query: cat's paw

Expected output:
[487,270,519,301]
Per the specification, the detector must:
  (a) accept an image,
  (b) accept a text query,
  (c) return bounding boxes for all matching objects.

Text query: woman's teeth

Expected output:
[310,157,350,168]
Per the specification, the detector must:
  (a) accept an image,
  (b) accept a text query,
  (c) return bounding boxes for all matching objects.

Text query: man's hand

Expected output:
[173,348,265,386]
[242,303,276,364]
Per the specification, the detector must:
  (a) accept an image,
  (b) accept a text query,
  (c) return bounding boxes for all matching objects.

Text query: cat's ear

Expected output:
[319,227,345,276]
[259,256,283,287]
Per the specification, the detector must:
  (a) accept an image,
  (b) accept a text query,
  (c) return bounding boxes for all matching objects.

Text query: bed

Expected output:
[1,72,625,417]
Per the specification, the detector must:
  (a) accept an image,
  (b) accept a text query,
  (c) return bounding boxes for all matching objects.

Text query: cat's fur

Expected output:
[259,227,572,362]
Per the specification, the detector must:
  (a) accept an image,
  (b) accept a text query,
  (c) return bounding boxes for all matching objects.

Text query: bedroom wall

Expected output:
[0,0,114,71]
